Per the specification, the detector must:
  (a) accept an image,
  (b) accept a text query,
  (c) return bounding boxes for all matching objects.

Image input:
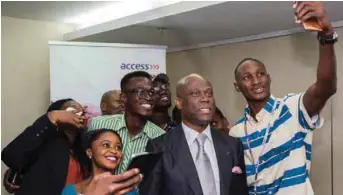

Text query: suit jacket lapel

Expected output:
[212,129,233,195]
[167,126,203,195]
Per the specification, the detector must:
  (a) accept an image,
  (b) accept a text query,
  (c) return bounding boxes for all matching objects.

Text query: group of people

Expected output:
[1,2,338,195]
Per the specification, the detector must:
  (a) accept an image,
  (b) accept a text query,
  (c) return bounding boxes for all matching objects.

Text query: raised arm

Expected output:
[295,2,337,117]
[1,110,86,170]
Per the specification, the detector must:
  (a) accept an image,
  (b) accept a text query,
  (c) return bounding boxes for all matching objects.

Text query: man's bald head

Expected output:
[101,90,121,104]
[100,90,124,115]
[175,73,215,130]
[176,74,207,98]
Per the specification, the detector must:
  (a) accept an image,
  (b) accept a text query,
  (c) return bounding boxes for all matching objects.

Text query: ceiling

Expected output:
[2,1,343,51]
[1,1,117,23]
[72,1,343,50]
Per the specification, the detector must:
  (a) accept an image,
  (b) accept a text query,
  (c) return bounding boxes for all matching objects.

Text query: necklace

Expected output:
[244,100,278,194]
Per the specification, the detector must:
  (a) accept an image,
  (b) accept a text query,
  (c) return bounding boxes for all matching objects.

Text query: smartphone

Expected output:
[7,170,23,185]
[127,152,162,180]
[303,18,323,31]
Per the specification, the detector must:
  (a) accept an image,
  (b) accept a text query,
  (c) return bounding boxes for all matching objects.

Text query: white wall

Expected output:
[1,16,75,195]
[167,28,343,195]
[331,31,343,195]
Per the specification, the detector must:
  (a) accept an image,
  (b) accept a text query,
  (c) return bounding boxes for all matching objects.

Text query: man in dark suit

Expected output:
[140,74,248,195]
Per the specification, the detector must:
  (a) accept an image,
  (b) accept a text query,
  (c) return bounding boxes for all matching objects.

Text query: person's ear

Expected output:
[86,149,92,159]
[120,93,127,105]
[175,97,183,110]
[234,82,241,92]
[100,103,107,112]
[267,73,272,84]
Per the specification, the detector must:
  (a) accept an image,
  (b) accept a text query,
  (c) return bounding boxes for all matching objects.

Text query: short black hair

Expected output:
[153,73,169,84]
[120,71,152,92]
[234,58,265,80]
[47,98,73,112]
[215,107,225,119]
[83,129,122,150]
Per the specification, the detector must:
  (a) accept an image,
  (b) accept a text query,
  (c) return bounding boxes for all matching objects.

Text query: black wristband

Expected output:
[317,32,338,45]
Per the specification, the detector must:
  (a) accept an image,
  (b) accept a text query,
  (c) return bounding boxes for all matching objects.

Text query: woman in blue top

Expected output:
[61,129,137,195]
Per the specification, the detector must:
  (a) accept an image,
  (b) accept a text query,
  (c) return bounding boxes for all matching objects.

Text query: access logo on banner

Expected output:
[120,63,160,71]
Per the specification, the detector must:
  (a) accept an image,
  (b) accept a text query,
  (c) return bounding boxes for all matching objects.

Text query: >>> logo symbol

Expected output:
[149,64,160,70]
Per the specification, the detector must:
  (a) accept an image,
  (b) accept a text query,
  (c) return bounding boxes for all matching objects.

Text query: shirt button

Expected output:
[45,126,48,130]
[36,134,39,137]
[269,191,272,194]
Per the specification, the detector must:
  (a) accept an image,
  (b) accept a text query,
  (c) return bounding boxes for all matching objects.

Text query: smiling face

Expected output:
[153,80,171,109]
[122,77,155,117]
[176,76,215,126]
[87,131,123,172]
[234,60,271,102]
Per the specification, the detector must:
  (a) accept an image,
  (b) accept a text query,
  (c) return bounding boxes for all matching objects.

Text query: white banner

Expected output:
[49,41,167,112]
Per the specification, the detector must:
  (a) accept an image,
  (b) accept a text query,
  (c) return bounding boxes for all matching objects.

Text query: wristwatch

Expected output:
[317,31,338,45]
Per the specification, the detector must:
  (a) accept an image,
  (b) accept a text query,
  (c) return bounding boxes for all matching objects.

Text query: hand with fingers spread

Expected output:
[293,1,334,35]
[47,107,88,129]
[83,169,143,195]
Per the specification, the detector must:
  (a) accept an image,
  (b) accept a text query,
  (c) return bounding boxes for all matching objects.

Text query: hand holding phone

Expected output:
[48,107,87,129]
[66,107,84,116]
[293,1,324,32]
[4,169,22,193]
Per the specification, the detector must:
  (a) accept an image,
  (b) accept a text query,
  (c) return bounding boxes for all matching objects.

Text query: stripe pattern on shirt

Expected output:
[230,93,323,195]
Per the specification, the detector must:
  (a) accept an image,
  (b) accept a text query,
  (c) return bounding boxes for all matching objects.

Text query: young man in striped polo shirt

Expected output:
[230,2,337,195]
[88,71,165,174]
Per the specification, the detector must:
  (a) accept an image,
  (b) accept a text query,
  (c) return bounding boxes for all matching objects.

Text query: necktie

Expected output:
[195,133,217,195]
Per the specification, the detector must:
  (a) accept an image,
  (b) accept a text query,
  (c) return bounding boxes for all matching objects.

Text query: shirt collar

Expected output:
[244,95,277,122]
[182,122,212,147]
[117,114,158,139]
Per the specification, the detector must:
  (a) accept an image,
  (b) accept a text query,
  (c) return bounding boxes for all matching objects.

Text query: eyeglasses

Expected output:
[127,88,155,99]
[153,83,170,92]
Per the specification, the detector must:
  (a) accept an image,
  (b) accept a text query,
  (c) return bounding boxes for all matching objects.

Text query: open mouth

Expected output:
[252,86,264,94]
[199,108,211,114]
[105,155,119,162]
[141,103,152,109]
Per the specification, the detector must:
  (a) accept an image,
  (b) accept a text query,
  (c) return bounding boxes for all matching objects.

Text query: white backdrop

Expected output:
[49,41,166,109]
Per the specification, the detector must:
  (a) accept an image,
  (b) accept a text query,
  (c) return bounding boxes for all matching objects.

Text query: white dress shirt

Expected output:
[182,122,220,195]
